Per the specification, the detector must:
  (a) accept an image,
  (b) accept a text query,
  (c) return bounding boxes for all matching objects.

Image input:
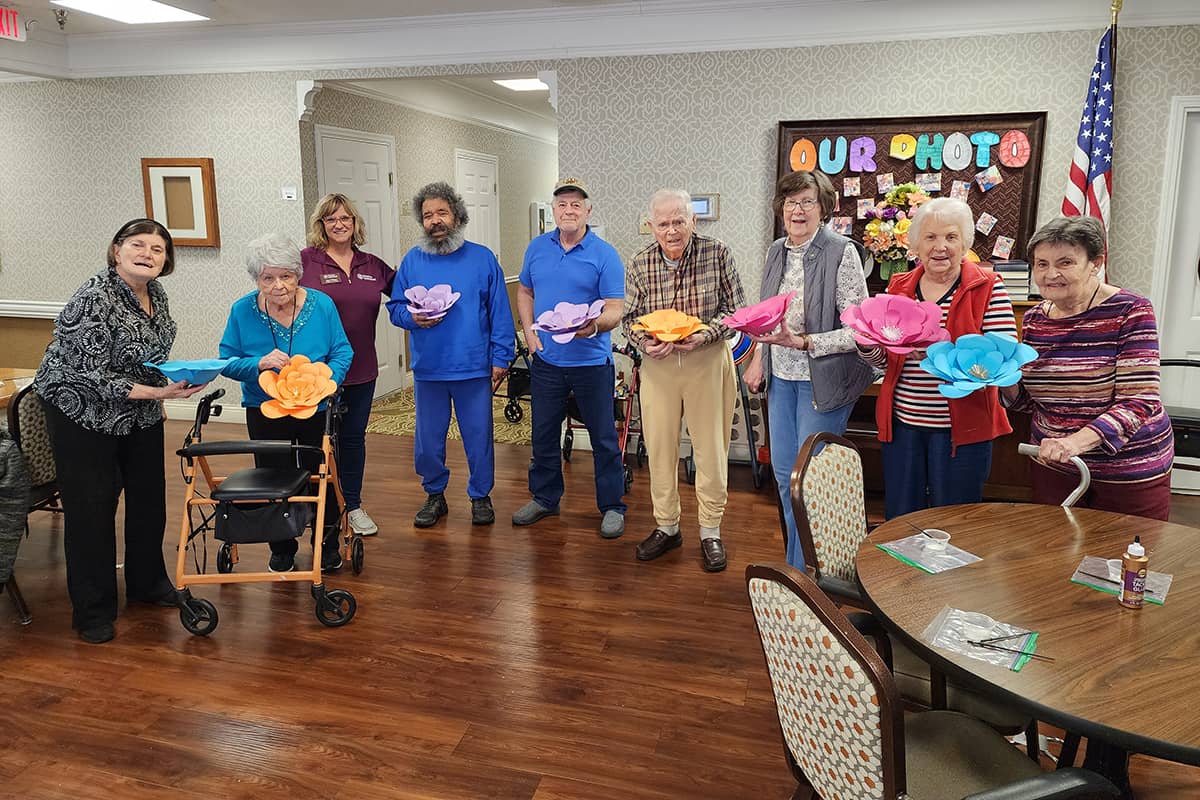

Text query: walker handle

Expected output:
[1018,443,1091,507]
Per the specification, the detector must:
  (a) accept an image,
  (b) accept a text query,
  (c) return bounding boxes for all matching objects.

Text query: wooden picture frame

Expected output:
[140,157,220,247]
[776,112,1046,294]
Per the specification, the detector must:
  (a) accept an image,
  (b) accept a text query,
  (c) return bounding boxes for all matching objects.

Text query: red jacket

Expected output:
[876,260,1013,446]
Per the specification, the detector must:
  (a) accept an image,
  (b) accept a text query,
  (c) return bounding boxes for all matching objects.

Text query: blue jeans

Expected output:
[414,377,494,499]
[881,419,993,520]
[528,355,627,514]
[337,379,375,511]
[767,378,855,571]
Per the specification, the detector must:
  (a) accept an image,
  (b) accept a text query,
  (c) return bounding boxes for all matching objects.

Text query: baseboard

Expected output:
[164,399,246,425]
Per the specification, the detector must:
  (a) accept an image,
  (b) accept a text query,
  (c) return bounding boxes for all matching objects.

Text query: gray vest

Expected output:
[759,225,874,412]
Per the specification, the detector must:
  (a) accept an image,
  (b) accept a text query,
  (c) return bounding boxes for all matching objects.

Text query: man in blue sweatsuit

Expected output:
[387,182,514,528]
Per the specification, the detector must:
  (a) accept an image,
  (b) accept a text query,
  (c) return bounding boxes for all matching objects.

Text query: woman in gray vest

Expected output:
[743,170,874,570]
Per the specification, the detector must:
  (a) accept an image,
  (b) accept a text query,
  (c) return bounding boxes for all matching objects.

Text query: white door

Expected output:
[1152,101,1200,492]
[454,149,501,257]
[315,125,408,395]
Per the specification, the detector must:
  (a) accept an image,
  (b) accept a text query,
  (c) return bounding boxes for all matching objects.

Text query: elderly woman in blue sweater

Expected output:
[219,233,353,574]
[387,182,514,529]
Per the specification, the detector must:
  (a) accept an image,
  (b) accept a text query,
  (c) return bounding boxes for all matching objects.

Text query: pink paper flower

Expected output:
[531,300,606,343]
[404,284,461,319]
[840,294,949,354]
[721,292,795,336]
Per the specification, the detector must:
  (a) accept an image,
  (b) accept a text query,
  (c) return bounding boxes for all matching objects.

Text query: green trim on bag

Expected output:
[876,543,935,574]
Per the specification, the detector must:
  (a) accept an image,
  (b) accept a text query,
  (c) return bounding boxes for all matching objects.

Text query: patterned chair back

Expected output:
[8,385,56,491]
[746,564,904,800]
[790,433,869,583]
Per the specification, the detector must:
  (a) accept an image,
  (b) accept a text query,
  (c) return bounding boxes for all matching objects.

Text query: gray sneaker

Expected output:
[599,510,625,539]
[511,500,559,526]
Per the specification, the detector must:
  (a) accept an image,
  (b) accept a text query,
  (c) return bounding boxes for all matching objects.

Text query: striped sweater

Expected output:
[1008,291,1174,482]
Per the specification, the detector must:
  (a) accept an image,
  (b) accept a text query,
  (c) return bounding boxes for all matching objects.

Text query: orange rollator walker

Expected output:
[170,388,363,636]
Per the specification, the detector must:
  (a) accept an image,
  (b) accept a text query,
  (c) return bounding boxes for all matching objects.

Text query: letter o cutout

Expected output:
[790,138,818,171]
[942,132,973,171]
[998,130,1031,168]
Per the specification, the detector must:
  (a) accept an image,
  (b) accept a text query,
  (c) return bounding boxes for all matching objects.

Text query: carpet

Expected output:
[367,386,532,446]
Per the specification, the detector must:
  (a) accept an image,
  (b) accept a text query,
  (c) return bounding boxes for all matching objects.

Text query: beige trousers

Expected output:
[638,343,737,529]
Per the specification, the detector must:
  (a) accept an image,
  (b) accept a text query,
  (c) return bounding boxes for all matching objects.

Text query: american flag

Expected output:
[1062,27,1115,230]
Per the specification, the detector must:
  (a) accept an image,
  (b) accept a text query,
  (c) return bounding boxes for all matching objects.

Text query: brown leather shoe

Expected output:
[700,538,727,572]
[635,528,682,561]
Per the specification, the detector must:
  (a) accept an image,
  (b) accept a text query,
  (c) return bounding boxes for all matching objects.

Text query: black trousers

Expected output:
[245,408,340,558]
[44,404,172,630]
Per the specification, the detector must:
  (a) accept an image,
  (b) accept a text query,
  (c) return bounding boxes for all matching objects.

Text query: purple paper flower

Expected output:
[532,300,606,343]
[405,284,460,318]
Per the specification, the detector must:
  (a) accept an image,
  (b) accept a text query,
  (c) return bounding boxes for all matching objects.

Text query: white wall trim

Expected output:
[1149,95,1200,318]
[24,0,1200,80]
[0,299,65,318]
[164,399,246,425]
[327,81,557,147]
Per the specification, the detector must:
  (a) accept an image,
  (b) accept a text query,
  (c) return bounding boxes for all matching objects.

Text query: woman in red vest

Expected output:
[858,198,1017,519]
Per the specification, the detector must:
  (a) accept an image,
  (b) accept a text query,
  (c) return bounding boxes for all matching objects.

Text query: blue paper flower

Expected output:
[919,333,1038,398]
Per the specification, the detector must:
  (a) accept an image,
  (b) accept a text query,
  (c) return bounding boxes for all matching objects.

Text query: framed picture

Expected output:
[140,157,220,247]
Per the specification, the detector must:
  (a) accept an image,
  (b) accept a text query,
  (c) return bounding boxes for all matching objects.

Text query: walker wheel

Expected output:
[180,598,219,636]
[350,536,365,575]
[623,465,634,494]
[562,430,574,462]
[504,403,523,423]
[216,543,234,574]
[636,438,647,468]
[315,588,357,627]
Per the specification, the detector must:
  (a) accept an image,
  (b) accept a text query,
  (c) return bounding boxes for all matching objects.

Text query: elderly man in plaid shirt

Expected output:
[622,189,746,572]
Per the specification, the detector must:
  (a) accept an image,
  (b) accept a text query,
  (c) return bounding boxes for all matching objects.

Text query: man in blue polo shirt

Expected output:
[512,178,627,538]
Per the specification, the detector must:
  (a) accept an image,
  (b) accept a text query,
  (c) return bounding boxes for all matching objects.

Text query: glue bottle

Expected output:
[1118,536,1148,609]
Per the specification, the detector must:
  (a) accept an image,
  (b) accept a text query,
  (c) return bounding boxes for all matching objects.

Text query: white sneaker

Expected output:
[347,507,379,536]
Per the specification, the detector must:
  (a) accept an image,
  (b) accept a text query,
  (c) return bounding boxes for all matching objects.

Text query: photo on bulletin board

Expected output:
[776,112,1046,294]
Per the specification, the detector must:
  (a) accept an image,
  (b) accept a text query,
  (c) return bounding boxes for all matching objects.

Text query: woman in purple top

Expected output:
[301,193,397,536]
[1002,216,1174,520]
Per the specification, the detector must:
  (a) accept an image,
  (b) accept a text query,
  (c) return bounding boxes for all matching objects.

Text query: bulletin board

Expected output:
[776,112,1046,294]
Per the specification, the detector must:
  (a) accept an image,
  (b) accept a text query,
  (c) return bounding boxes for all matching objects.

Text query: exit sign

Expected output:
[0,7,25,42]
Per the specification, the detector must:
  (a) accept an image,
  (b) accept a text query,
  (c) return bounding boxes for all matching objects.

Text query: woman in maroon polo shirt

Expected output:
[301,193,396,536]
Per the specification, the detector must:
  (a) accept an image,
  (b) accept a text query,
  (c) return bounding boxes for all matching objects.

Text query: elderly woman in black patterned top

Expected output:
[34,219,206,644]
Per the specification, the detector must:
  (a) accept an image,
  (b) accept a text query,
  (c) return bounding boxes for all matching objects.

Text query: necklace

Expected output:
[261,292,297,355]
[1085,282,1102,310]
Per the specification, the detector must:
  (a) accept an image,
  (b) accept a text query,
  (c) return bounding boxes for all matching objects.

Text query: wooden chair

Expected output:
[789,432,1038,756]
[745,563,1120,800]
[0,429,32,624]
[3,384,62,624]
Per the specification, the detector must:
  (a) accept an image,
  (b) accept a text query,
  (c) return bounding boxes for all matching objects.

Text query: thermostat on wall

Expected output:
[691,193,719,221]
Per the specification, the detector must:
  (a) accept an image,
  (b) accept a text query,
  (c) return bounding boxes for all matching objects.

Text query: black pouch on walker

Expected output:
[214,500,312,543]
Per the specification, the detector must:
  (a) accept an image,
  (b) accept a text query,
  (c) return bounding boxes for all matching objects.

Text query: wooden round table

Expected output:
[856,503,1200,787]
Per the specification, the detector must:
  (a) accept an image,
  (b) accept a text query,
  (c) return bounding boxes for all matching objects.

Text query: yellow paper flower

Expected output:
[258,354,338,419]
[631,309,706,342]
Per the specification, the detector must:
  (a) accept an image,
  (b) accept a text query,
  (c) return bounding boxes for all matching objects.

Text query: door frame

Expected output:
[1149,95,1200,324]
[454,148,501,255]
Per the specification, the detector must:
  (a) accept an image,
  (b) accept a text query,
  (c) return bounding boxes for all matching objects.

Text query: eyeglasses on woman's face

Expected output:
[782,198,819,212]
[322,215,354,227]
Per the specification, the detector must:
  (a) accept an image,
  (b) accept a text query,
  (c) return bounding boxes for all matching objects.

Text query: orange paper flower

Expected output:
[631,309,706,342]
[258,354,338,419]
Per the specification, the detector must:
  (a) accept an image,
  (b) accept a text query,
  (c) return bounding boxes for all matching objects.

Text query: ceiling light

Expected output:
[493,79,549,92]
[50,1,208,24]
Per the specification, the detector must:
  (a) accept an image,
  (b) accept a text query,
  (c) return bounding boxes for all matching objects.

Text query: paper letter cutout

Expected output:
[789,138,818,171]
[890,134,917,161]
[998,130,1031,167]
[970,131,1000,168]
[849,137,877,172]
[942,132,973,170]
[915,134,945,170]
[818,136,848,174]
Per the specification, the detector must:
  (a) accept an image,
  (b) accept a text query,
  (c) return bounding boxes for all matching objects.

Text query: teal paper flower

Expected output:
[919,333,1038,398]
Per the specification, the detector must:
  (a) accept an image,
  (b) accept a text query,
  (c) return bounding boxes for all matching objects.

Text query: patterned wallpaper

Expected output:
[0,71,307,375]
[299,86,559,276]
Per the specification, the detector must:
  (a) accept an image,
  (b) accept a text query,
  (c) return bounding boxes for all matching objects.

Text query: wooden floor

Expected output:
[2,419,1198,799]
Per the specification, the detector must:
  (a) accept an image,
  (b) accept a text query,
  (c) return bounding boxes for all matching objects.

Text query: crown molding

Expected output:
[0,299,64,318]
[4,0,1199,80]
[327,80,558,146]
